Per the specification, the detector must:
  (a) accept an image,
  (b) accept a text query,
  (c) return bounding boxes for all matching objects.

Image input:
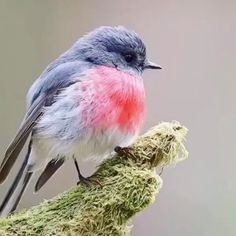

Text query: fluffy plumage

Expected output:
[31,65,145,171]
[0,26,160,216]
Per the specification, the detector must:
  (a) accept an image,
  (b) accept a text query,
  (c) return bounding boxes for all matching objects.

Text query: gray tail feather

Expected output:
[0,143,32,217]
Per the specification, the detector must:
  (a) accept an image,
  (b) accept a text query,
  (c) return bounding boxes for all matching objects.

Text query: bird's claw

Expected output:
[77,175,102,188]
[114,146,136,158]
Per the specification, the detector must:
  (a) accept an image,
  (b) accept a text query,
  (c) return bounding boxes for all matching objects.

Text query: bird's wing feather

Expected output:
[0,96,45,183]
[34,158,65,192]
[0,61,90,184]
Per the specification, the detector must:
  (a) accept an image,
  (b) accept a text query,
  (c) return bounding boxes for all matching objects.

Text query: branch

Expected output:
[0,121,188,236]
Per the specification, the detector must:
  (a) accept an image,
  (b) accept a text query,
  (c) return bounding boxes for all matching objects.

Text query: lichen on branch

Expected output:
[0,121,188,236]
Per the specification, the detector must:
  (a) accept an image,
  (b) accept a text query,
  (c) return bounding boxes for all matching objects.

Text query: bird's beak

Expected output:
[144,60,162,70]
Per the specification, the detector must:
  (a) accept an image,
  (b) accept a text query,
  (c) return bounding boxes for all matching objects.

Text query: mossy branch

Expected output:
[0,121,188,236]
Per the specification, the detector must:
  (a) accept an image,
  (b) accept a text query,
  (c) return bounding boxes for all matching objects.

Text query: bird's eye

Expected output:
[124,53,135,63]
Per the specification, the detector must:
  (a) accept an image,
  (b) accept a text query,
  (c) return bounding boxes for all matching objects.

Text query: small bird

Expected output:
[0,26,161,216]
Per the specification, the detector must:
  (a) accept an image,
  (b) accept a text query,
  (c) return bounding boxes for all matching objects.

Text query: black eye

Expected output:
[124,53,135,63]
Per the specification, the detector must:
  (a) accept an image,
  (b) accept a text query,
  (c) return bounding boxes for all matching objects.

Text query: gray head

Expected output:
[71,26,161,74]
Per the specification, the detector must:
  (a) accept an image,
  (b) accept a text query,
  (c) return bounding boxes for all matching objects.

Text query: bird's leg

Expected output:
[114,146,136,158]
[73,156,83,184]
[73,156,101,187]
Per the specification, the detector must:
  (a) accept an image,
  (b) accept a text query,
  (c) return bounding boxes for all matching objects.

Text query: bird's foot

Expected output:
[114,146,136,158]
[77,175,102,188]
[73,156,102,188]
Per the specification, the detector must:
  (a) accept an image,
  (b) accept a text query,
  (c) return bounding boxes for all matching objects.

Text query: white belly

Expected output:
[29,127,137,171]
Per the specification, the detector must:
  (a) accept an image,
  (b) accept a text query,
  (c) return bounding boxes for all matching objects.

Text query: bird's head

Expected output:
[73,26,161,75]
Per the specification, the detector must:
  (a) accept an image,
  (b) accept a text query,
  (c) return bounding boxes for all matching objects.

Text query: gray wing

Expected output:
[34,158,65,192]
[0,60,90,184]
[0,96,45,183]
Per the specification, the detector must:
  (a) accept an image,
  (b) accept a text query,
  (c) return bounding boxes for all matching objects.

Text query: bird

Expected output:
[0,26,161,216]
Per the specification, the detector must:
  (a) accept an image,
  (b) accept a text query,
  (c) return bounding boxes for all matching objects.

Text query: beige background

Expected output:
[0,1,235,235]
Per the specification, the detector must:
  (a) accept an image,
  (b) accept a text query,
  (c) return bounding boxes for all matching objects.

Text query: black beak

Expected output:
[144,60,162,70]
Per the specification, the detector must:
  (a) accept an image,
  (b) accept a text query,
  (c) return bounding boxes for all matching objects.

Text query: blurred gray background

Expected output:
[0,1,235,235]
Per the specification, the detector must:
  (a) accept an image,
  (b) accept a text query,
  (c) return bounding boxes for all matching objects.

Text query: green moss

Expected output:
[0,121,188,236]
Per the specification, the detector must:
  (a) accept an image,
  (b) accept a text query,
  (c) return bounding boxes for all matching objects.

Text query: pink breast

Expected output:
[110,87,145,131]
[81,66,146,134]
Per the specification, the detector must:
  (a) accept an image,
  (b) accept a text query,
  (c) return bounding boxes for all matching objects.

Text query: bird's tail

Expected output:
[0,144,33,217]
